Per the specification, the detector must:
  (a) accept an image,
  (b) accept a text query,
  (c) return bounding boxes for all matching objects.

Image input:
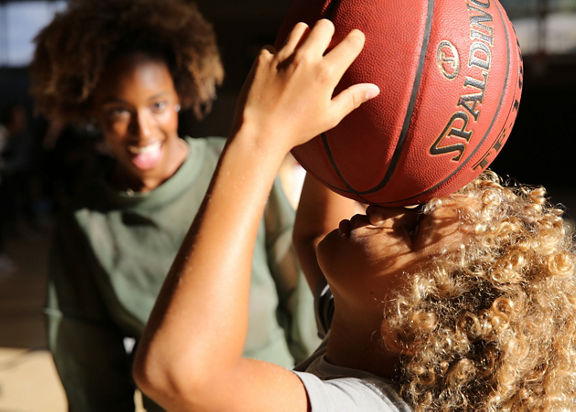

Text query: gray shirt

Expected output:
[293,285,412,412]
[293,340,411,412]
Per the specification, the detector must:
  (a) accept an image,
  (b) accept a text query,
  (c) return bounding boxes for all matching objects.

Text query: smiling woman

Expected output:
[92,54,187,192]
[28,1,319,411]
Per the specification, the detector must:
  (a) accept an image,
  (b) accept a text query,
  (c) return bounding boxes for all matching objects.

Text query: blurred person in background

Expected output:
[29,0,319,410]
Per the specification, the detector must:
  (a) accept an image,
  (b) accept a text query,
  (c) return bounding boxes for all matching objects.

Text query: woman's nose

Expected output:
[130,110,153,138]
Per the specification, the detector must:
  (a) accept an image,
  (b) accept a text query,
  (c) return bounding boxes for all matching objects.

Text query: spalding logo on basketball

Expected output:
[277,0,523,206]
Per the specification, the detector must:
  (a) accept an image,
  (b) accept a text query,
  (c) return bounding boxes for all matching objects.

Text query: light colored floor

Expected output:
[0,227,67,412]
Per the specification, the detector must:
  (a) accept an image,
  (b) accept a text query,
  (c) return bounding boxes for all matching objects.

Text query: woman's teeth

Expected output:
[128,141,161,154]
[128,141,163,170]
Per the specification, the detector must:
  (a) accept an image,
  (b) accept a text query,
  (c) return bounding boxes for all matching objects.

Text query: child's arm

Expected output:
[133,20,379,412]
[293,174,366,299]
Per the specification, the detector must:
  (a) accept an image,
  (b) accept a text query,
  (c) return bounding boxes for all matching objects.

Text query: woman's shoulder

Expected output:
[184,136,226,156]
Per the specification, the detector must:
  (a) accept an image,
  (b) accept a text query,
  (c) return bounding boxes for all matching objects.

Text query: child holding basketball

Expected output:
[134,19,576,411]
[30,0,319,410]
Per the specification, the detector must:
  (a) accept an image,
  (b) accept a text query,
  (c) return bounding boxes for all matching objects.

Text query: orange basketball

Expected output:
[277,0,524,206]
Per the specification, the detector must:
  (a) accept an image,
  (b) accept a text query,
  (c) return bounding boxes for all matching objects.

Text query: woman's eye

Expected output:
[151,101,167,113]
[106,107,130,121]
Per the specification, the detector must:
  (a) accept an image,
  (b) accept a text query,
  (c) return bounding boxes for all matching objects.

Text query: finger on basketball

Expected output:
[331,82,379,123]
[323,29,365,79]
[295,19,335,58]
[277,22,309,61]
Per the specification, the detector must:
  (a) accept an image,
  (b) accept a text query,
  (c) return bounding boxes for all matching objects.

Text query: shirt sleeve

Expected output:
[292,372,409,412]
[46,214,136,412]
[263,178,321,363]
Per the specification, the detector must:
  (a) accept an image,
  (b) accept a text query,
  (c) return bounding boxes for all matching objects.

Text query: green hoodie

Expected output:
[46,136,319,411]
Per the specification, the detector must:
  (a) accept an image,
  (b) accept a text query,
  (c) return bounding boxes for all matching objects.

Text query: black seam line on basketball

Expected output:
[375,2,513,206]
[323,0,436,197]
[321,132,372,203]
[355,0,436,195]
[318,0,375,203]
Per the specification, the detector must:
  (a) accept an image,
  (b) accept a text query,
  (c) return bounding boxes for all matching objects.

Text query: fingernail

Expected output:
[365,84,380,100]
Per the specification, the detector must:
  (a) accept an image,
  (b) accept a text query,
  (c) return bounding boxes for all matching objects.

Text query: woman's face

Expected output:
[317,197,473,306]
[93,53,186,190]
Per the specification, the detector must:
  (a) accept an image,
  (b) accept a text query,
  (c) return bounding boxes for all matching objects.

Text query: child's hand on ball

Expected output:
[233,19,379,154]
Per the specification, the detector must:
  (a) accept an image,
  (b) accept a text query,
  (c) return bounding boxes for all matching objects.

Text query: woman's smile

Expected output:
[127,140,164,170]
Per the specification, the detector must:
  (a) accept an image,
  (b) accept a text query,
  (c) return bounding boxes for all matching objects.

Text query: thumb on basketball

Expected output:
[331,83,380,121]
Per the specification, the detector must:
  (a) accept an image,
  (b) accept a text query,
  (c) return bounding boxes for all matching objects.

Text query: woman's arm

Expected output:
[132,20,378,411]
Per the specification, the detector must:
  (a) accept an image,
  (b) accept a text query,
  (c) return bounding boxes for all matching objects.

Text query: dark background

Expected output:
[490,53,576,218]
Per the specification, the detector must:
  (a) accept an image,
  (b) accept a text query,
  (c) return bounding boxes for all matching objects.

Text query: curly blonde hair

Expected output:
[29,0,224,123]
[385,171,576,410]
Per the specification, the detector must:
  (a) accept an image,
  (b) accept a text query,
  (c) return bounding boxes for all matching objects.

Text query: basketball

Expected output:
[276,0,524,206]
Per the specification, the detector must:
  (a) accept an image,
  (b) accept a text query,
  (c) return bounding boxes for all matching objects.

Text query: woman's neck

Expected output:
[114,170,168,193]
[326,304,400,379]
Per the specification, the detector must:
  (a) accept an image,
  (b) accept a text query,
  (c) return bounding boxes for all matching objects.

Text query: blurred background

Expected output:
[0,0,575,410]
